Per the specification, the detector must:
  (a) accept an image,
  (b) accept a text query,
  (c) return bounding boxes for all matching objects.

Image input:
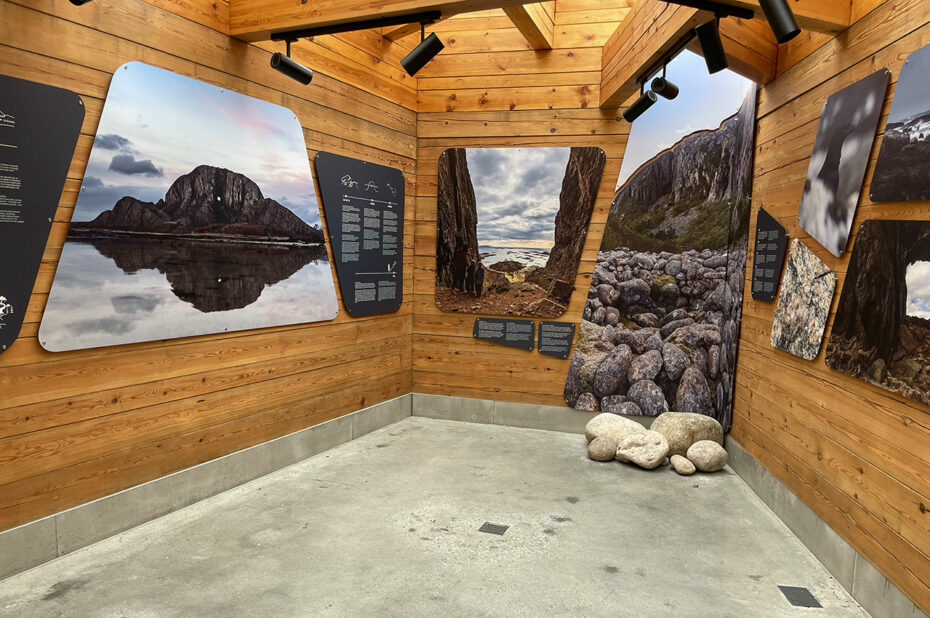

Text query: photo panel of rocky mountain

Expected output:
[434,146,606,318]
[826,220,930,406]
[39,62,338,352]
[797,69,890,257]
[562,51,757,432]
[871,45,930,202]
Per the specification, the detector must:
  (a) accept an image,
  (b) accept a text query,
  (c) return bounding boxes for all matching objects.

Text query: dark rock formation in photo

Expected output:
[71,165,324,243]
[538,147,607,283]
[435,148,479,288]
[86,236,326,312]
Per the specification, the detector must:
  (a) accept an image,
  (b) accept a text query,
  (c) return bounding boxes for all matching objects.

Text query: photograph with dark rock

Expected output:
[871,44,930,202]
[562,51,756,432]
[39,63,338,352]
[826,220,930,406]
[770,239,836,360]
[797,69,889,257]
[434,146,605,318]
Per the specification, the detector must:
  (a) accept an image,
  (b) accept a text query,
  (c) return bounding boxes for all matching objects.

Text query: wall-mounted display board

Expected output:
[39,62,338,352]
[314,151,404,317]
[473,317,534,351]
[538,321,575,359]
[826,220,930,406]
[0,74,84,354]
[771,239,836,361]
[871,45,930,202]
[751,207,789,302]
[435,146,605,319]
[797,69,890,257]
[562,51,757,431]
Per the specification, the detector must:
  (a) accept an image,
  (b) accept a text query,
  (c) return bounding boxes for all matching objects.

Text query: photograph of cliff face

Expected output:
[434,146,605,318]
[39,62,338,352]
[797,69,889,257]
[871,45,930,202]
[562,51,756,432]
[826,220,930,406]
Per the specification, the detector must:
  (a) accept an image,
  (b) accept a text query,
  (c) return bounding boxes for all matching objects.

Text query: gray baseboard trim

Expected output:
[411,392,654,433]
[0,394,412,582]
[726,436,926,618]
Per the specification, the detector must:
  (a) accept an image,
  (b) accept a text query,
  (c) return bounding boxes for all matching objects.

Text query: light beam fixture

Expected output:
[622,90,658,124]
[759,0,801,43]
[271,40,313,85]
[651,76,680,100]
[69,0,92,5]
[401,23,445,76]
[695,19,728,74]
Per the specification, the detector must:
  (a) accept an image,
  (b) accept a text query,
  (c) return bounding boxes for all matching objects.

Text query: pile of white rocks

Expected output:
[584,411,727,475]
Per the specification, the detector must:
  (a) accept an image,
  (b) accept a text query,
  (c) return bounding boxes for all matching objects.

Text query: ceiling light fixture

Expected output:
[759,0,801,43]
[651,76,680,100]
[270,40,313,85]
[695,19,729,74]
[401,23,445,76]
[622,90,658,123]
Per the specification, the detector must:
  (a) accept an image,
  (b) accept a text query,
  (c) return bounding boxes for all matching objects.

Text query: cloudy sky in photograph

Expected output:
[75,62,321,227]
[887,44,930,124]
[906,260,930,318]
[616,50,754,189]
[466,147,571,249]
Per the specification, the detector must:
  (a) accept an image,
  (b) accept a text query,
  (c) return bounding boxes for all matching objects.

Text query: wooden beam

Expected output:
[712,0,851,34]
[503,2,554,49]
[716,17,777,84]
[382,22,426,42]
[230,0,546,42]
[599,1,710,108]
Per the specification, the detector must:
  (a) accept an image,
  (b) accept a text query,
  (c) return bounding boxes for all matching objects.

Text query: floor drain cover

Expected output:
[778,586,822,608]
[479,522,509,536]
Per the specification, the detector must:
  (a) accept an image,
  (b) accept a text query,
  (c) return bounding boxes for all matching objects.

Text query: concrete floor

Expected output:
[0,417,867,617]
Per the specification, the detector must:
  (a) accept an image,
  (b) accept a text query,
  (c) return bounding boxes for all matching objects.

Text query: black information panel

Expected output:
[0,74,83,354]
[473,317,535,351]
[315,151,404,317]
[751,207,789,302]
[538,321,576,359]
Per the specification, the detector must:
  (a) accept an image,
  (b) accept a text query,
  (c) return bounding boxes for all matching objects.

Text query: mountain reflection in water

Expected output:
[86,236,328,312]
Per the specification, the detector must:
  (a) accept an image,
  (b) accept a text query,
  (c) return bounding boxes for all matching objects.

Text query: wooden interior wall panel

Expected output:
[412,0,628,405]
[0,0,416,533]
[735,0,930,610]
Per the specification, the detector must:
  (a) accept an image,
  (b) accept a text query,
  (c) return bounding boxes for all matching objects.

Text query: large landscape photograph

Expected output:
[39,62,338,352]
[562,51,756,432]
[434,146,606,318]
[826,220,930,405]
[871,44,930,202]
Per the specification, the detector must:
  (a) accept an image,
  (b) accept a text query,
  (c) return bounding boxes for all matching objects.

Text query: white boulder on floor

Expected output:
[687,440,728,472]
[615,430,669,470]
[670,454,696,476]
[650,412,723,457]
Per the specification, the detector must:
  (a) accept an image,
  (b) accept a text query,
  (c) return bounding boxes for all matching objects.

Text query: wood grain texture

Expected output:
[736,1,930,611]
[0,0,416,533]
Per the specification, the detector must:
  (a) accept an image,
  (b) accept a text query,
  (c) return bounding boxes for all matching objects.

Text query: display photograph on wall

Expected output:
[826,220,930,405]
[434,146,606,318]
[562,51,756,431]
[39,62,338,352]
[871,44,930,202]
[797,69,889,257]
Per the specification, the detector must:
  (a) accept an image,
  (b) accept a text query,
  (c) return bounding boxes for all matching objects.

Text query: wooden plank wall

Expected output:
[733,0,930,611]
[412,1,630,404]
[0,0,416,533]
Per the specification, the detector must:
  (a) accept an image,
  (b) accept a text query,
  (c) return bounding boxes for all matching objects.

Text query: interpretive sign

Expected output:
[538,321,575,359]
[315,151,404,316]
[751,208,789,302]
[473,317,535,351]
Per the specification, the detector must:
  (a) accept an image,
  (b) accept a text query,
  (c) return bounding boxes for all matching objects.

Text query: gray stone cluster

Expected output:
[564,246,746,429]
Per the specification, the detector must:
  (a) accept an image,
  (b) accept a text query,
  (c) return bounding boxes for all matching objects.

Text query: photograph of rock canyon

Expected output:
[434,146,606,318]
[562,51,756,432]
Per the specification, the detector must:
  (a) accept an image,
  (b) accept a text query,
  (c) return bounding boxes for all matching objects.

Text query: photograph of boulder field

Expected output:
[39,63,338,352]
[562,51,756,432]
[434,146,606,318]
[826,220,930,406]
[871,44,930,202]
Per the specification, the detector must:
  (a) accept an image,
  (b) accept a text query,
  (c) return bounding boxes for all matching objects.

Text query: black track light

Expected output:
[69,0,92,5]
[271,41,313,85]
[401,23,444,76]
[622,90,658,124]
[695,19,728,74]
[651,76,679,100]
[759,0,801,43]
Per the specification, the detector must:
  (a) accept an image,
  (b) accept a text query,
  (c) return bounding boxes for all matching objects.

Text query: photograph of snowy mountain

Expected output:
[871,45,930,202]
[797,69,889,257]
